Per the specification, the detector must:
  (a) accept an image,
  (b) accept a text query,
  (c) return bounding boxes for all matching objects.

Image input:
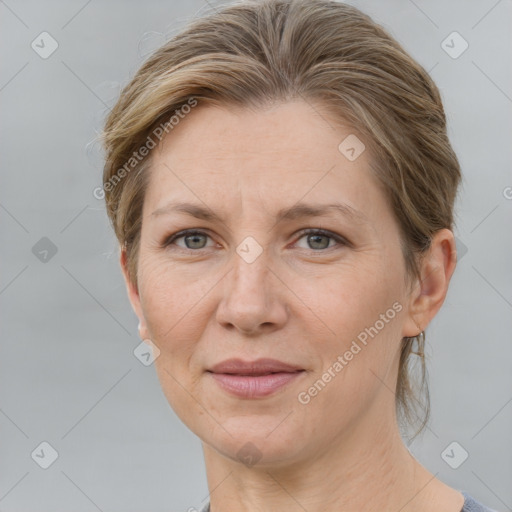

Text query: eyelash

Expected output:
[162,228,349,253]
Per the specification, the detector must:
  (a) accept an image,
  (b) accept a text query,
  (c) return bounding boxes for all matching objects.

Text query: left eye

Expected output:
[294,229,347,251]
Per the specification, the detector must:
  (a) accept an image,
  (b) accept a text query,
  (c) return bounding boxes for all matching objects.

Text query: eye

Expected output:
[294,229,348,251]
[162,228,349,253]
[163,230,216,251]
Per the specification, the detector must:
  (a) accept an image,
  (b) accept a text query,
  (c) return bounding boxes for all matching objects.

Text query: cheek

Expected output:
[138,261,209,428]
[300,260,404,343]
[138,257,211,346]
[296,261,406,395]
[137,258,218,397]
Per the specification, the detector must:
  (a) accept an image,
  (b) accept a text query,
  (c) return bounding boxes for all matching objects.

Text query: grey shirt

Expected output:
[198,490,498,512]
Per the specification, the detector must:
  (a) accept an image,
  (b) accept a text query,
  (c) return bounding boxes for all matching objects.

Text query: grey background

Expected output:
[1,0,511,511]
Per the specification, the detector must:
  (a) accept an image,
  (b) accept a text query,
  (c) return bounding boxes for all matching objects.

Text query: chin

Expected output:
[201,414,310,468]
[211,438,303,470]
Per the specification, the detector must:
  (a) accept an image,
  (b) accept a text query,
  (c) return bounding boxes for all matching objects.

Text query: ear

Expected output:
[120,246,149,340]
[402,229,457,338]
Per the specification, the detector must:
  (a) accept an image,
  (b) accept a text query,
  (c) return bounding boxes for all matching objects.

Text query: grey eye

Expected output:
[182,233,208,249]
[305,233,331,250]
[165,230,213,250]
[294,229,346,251]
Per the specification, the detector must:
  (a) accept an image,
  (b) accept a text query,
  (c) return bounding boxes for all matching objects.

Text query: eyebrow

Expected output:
[151,201,370,225]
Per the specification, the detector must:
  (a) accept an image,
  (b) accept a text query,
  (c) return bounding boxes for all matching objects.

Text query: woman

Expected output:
[100,1,498,511]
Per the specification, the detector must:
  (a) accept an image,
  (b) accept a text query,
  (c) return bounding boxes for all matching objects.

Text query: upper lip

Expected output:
[208,358,304,375]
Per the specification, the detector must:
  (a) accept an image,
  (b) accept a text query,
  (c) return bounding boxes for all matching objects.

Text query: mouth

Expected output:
[206,358,306,398]
[207,357,304,374]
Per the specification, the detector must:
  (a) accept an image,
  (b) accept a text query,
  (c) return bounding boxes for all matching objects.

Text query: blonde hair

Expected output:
[101,0,461,440]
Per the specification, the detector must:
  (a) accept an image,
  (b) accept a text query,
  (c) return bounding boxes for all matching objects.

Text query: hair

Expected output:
[101,0,461,441]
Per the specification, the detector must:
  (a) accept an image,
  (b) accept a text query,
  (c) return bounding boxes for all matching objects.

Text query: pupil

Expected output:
[310,234,328,250]
[187,234,205,249]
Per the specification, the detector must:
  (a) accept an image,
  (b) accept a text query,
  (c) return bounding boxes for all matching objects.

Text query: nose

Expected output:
[215,246,289,336]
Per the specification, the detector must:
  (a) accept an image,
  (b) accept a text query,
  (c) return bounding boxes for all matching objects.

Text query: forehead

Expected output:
[143,100,385,224]
[155,100,361,164]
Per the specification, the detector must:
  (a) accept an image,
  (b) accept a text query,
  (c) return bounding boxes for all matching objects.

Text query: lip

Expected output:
[206,358,305,398]
[208,358,304,375]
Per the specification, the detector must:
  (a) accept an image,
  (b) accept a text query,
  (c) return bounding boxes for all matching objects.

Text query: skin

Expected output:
[121,100,463,512]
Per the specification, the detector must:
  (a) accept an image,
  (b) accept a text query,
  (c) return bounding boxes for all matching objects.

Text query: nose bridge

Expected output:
[228,238,271,307]
[228,216,272,294]
[215,235,287,334]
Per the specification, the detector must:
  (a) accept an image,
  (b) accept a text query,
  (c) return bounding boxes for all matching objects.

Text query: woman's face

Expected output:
[124,100,425,467]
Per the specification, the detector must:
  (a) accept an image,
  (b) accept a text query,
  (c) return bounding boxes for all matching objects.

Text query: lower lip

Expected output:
[208,371,304,398]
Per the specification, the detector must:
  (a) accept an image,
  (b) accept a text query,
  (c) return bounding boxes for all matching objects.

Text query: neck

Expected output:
[201,412,442,512]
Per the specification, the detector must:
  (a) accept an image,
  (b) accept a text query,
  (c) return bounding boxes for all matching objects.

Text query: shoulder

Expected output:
[460,491,500,512]
[197,492,499,512]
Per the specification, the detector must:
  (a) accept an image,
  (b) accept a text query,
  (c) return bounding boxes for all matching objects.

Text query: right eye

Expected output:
[163,230,216,251]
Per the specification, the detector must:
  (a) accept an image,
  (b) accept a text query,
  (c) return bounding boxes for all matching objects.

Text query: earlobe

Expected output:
[402,229,457,338]
[120,246,149,340]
